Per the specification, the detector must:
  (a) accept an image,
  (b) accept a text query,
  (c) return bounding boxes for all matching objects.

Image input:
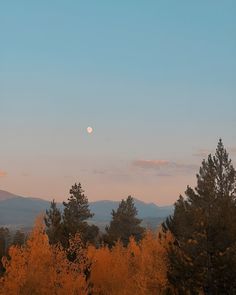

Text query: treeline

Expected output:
[44,185,145,248]
[0,228,26,275]
[0,139,236,294]
[0,219,171,294]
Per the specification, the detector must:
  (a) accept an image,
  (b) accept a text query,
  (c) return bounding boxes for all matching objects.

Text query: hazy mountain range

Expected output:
[0,190,173,230]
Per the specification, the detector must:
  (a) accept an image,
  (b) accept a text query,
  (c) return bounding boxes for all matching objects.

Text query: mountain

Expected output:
[89,198,173,231]
[0,190,21,201]
[90,198,172,220]
[0,190,52,228]
[0,190,173,230]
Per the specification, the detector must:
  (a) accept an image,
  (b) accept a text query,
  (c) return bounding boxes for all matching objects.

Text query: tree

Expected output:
[0,218,88,295]
[104,196,145,246]
[0,227,10,275]
[62,183,98,246]
[44,199,63,245]
[88,229,172,295]
[83,224,99,246]
[163,139,236,294]
[12,230,26,247]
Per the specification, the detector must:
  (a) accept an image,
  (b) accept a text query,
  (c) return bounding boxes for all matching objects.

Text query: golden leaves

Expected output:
[0,220,173,295]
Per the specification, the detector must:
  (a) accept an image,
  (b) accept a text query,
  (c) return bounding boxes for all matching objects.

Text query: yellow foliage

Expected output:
[88,229,172,295]
[0,219,173,295]
[0,217,88,295]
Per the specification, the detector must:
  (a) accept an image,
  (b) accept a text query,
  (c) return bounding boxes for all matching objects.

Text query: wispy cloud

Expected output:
[21,172,30,177]
[93,169,106,175]
[192,149,211,158]
[193,146,236,158]
[0,170,7,177]
[133,160,197,174]
[133,160,169,169]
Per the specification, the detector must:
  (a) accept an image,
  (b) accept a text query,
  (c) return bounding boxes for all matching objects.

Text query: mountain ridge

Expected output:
[0,190,173,229]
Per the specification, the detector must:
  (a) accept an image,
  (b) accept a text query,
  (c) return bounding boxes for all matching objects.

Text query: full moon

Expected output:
[87,126,93,134]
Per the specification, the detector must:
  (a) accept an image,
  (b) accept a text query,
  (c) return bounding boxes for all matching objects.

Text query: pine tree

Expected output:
[44,199,63,245]
[12,230,26,247]
[62,183,98,246]
[0,227,10,275]
[163,139,236,294]
[104,196,145,246]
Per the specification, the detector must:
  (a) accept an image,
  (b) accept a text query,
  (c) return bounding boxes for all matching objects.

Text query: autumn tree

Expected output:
[62,183,99,246]
[104,196,145,246]
[88,229,172,295]
[163,139,236,294]
[134,230,172,293]
[0,218,88,295]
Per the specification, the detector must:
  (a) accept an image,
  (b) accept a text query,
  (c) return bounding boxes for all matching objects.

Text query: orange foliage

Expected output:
[88,229,173,295]
[0,219,173,295]
[88,242,133,295]
[0,218,88,295]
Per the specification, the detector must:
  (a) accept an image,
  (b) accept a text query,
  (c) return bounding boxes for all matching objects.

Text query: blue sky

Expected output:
[1,1,236,204]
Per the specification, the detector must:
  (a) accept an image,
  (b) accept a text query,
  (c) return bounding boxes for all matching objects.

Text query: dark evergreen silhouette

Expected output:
[44,183,99,247]
[44,199,63,245]
[163,139,236,294]
[62,183,99,246]
[12,230,26,247]
[0,227,10,275]
[104,196,145,246]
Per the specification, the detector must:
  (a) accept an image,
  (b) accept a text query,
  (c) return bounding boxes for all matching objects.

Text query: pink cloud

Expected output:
[133,160,170,169]
[0,171,7,177]
[193,146,236,158]
[192,149,211,157]
[133,160,197,172]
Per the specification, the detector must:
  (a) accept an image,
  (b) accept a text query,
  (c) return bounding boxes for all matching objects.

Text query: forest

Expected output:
[0,139,236,294]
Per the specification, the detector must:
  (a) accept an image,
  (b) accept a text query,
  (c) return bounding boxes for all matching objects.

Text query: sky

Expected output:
[1,1,236,205]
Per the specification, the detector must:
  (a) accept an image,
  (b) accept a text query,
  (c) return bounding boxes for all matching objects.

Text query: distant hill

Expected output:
[0,190,52,228]
[90,198,172,216]
[0,190,21,201]
[0,190,173,230]
[89,198,173,231]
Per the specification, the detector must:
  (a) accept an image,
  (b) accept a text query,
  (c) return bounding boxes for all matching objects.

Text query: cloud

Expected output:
[63,175,73,179]
[133,160,197,174]
[0,171,7,177]
[172,163,198,170]
[193,149,211,157]
[156,172,172,177]
[21,172,30,177]
[93,169,106,175]
[133,160,170,169]
[193,147,236,158]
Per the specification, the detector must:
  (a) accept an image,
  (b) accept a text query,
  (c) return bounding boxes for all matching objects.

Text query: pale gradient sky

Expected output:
[1,1,236,205]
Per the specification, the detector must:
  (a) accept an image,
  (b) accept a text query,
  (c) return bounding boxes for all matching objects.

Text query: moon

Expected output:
[87,126,93,134]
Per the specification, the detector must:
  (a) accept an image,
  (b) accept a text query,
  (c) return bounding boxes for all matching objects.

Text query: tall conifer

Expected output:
[105,196,144,246]
[164,140,236,293]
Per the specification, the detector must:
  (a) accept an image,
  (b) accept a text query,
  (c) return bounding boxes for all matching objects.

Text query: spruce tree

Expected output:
[163,139,236,294]
[12,230,26,246]
[62,182,98,246]
[0,227,10,275]
[105,196,145,246]
[44,199,63,245]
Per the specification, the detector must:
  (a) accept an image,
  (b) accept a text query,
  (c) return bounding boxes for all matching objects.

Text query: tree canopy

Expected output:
[163,139,236,293]
[105,196,145,246]
[44,199,63,245]
[44,183,99,248]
